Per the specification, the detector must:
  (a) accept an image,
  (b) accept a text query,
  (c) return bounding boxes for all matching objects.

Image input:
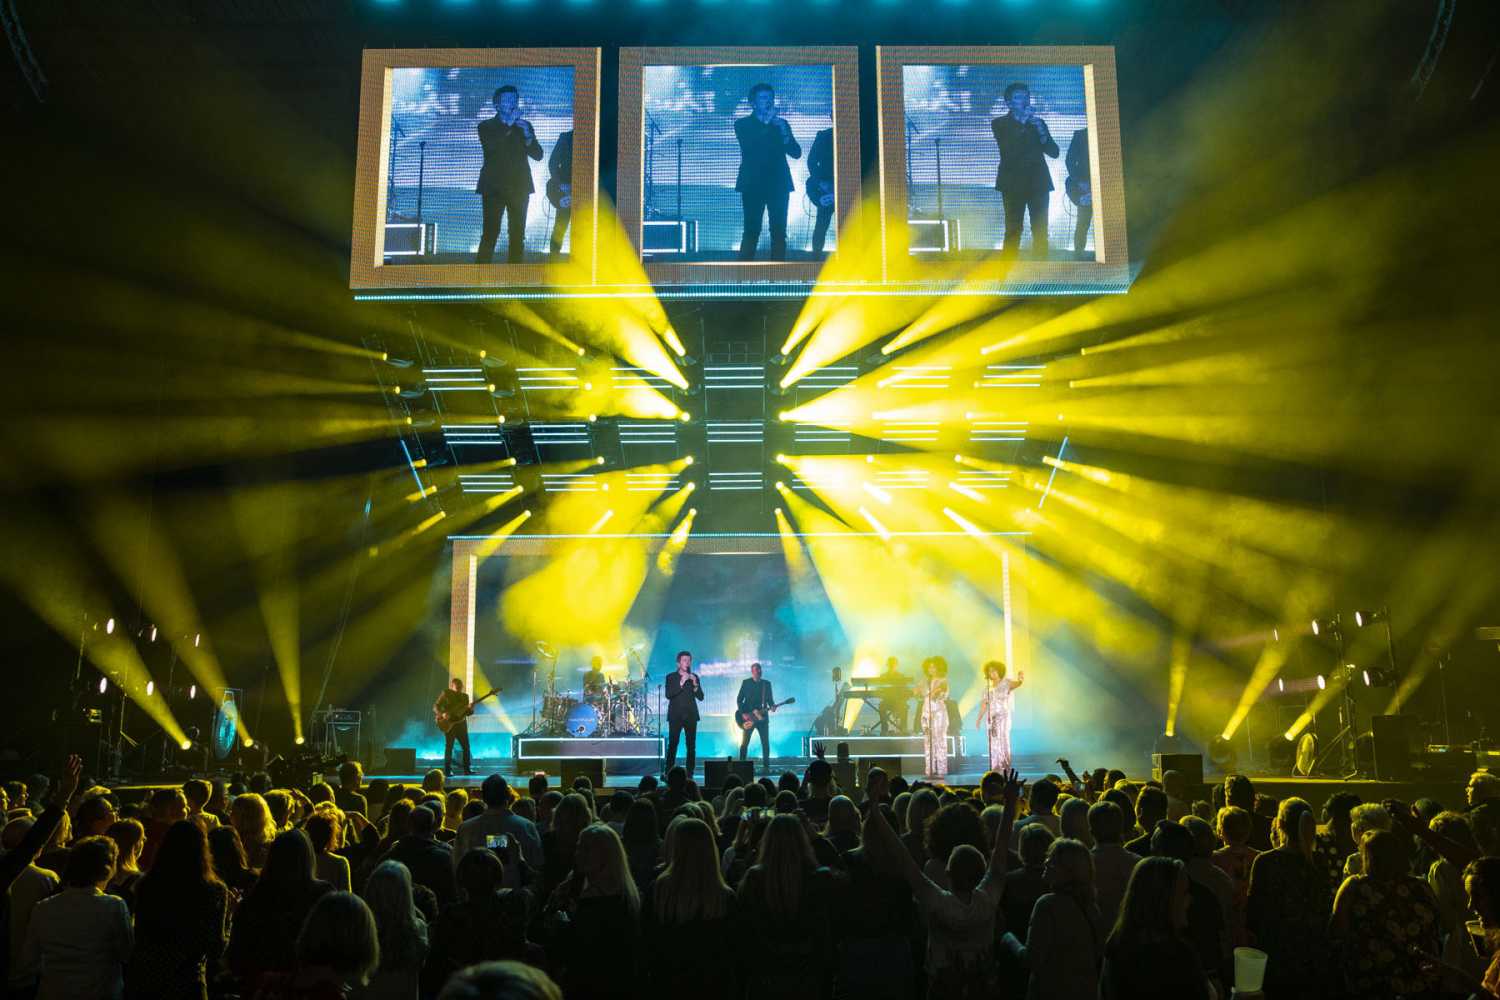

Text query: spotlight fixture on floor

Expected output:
[1353,607,1387,628]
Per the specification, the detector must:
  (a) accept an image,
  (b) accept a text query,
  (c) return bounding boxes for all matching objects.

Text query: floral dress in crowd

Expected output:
[979,678,1020,773]
[1333,875,1442,1000]
[919,679,949,779]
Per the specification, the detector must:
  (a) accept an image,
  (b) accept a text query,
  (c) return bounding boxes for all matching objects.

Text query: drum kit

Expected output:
[529,641,653,738]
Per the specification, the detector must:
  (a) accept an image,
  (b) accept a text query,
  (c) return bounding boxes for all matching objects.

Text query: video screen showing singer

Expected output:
[640,63,837,261]
[380,66,575,266]
[901,63,1092,261]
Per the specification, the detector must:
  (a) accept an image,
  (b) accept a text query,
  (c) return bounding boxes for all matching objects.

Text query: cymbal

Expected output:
[535,641,558,658]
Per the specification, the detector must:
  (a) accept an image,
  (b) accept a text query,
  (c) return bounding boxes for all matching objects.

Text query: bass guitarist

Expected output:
[735,662,778,774]
[434,677,473,777]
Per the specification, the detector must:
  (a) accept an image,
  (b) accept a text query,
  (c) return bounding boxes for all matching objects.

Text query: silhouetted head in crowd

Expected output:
[1088,801,1126,846]
[481,775,516,810]
[295,891,380,988]
[1224,773,1256,811]
[438,961,562,1000]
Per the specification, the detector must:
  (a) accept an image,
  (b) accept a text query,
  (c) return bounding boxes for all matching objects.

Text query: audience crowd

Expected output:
[3,752,1500,999]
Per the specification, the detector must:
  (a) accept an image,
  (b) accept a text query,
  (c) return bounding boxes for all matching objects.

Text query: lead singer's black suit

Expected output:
[736,677,774,770]
[664,670,704,777]
[991,112,1060,257]
[734,115,801,260]
[475,116,543,264]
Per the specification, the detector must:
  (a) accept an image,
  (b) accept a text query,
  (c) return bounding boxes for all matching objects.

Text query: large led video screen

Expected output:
[878,46,1129,289]
[351,49,600,289]
[617,47,862,286]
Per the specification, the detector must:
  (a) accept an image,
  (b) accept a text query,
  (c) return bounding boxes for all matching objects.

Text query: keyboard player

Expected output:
[876,656,909,734]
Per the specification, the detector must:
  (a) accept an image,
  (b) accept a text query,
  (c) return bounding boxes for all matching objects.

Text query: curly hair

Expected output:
[924,801,986,867]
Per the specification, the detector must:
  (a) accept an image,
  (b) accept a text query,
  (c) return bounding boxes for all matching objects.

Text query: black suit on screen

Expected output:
[1065,127,1092,254]
[806,127,835,254]
[475,115,544,264]
[991,113,1060,257]
[548,129,574,255]
[734,114,801,261]
[664,670,704,776]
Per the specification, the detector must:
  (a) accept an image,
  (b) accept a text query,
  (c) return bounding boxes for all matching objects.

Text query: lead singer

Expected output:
[664,650,703,777]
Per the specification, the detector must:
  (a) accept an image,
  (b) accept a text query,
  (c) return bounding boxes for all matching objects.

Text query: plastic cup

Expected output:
[1234,946,1269,993]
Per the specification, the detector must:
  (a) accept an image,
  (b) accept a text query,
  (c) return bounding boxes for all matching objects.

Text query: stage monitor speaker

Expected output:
[562,758,605,789]
[382,747,415,773]
[1371,715,1412,779]
[703,759,755,790]
[857,757,902,786]
[1151,753,1203,788]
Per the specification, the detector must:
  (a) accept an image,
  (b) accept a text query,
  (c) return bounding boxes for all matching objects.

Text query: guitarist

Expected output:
[434,677,473,777]
[735,662,776,774]
[1064,126,1092,256]
[805,127,835,255]
[546,129,573,257]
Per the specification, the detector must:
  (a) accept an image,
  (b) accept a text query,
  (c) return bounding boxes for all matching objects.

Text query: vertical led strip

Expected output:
[1002,549,1014,672]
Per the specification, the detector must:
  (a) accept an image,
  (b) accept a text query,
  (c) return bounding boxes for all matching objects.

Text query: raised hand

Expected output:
[54,754,82,806]
[1002,768,1025,809]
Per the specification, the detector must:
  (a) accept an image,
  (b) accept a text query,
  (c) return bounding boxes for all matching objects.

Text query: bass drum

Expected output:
[564,703,599,738]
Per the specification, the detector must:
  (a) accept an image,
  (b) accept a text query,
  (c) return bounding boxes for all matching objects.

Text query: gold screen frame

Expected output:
[616,46,862,286]
[350,48,601,290]
[876,45,1128,283]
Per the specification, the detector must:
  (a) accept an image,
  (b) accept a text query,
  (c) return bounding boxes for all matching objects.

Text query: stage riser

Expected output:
[514,737,663,761]
[800,735,964,759]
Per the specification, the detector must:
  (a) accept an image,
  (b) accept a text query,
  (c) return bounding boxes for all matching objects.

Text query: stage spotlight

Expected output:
[678,412,691,422]
[243,738,254,748]
[180,739,192,750]
[1154,732,1184,755]
[1272,627,1280,642]
[145,680,154,696]
[188,685,197,699]
[1310,616,1340,638]
[1277,677,1285,693]
[683,456,694,466]
[98,676,108,695]
[1354,608,1386,628]
[1208,736,1236,769]
[775,454,787,463]
[1316,674,1327,690]
[148,625,158,642]
[104,618,115,635]
[193,633,201,647]
[294,736,306,746]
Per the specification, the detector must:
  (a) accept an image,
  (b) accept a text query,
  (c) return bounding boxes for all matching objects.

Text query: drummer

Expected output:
[582,656,608,699]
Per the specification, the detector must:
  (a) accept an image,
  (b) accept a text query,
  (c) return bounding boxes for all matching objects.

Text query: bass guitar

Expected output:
[735,697,796,731]
[434,688,501,735]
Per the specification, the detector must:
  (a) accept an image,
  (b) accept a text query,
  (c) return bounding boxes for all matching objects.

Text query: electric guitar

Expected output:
[735,697,796,731]
[434,688,501,735]
[1065,175,1091,207]
[805,175,834,208]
